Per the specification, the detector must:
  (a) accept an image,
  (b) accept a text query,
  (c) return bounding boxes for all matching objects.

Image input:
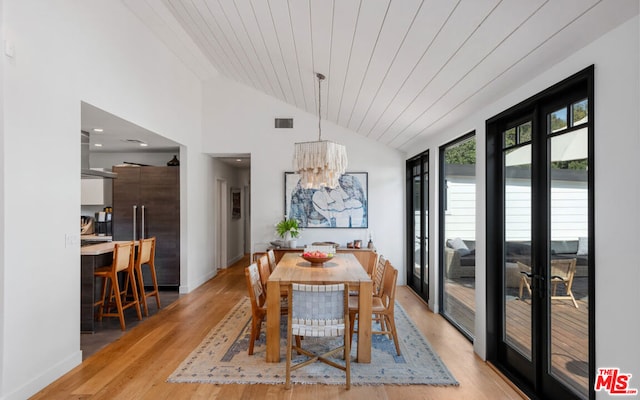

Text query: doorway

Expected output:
[486,67,594,399]
[406,151,429,302]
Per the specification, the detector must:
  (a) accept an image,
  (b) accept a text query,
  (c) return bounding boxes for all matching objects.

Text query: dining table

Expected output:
[266,252,373,363]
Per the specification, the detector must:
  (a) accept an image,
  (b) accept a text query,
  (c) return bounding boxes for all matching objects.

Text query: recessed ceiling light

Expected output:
[140,143,148,147]
[93,128,104,132]
[236,159,242,162]
[94,143,103,147]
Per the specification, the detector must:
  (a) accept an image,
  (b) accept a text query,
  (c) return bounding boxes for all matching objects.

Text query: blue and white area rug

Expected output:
[167,297,458,386]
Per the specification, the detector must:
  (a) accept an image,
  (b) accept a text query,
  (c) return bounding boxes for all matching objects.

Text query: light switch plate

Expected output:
[65,233,79,248]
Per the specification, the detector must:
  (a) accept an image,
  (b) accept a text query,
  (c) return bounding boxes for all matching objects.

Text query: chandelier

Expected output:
[293,72,347,189]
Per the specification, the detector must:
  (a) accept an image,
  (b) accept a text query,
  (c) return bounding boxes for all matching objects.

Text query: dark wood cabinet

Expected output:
[113,166,180,287]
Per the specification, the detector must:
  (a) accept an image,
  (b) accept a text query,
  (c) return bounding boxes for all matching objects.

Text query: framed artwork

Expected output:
[231,188,241,219]
[284,172,368,228]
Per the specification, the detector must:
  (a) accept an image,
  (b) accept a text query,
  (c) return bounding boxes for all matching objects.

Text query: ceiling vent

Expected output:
[275,118,293,129]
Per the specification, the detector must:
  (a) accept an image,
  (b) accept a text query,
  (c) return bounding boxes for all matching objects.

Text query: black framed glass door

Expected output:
[487,67,594,400]
[406,151,429,302]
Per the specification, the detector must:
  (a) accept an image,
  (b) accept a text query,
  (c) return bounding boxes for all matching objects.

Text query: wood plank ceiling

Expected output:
[130,0,638,153]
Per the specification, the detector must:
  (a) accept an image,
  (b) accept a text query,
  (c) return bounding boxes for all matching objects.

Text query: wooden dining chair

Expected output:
[266,249,277,273]
[245,263,267,355]
[134,237,161,316]
[244,263,290,355]
[94,241,142,331]
[349,262,400,356]
[257,255,271,292]
[286,282,351,390]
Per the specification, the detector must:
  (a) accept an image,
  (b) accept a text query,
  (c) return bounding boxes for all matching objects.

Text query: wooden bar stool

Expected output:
[134,237,161,316]
[94,241,142,330]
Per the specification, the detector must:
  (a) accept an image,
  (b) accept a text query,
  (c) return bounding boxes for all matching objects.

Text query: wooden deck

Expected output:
[446,278,588,396]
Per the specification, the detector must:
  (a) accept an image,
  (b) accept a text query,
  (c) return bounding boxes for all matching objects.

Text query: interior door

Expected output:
[406,152,429,302]
[487,67,593,400]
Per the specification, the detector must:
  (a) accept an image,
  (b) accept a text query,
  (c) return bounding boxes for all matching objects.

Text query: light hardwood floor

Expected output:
[33,255,525,400]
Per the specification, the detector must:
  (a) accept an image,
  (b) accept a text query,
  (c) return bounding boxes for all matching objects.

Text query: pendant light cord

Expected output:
[316,72,325,141]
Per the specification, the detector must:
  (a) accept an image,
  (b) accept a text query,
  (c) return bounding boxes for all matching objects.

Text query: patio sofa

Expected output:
[444,238,588,280]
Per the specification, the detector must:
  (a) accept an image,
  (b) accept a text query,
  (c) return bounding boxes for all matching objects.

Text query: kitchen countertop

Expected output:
[81,234,113,241]
[81,241,132,256]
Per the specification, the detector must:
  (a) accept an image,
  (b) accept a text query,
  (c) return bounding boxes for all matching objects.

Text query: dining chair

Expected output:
[245,263,268,355]
[94,241,142,330]
[349,262,400,356]
[266,249,277,273]
[257,255,271,291]
[372,255,387,297]
[244,263,290,355]
[285,282,351,390]
[134,237,161,316]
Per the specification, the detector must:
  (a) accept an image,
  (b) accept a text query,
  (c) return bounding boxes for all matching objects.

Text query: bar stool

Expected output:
[134,237,161,316]
[94,241,142,330]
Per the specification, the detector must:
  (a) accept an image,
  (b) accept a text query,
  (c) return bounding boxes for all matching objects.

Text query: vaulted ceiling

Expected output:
[126,0,638,153]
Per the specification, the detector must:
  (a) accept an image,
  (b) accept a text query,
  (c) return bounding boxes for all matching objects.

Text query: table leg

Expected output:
[357,280,372,363]
[266,280,281,362]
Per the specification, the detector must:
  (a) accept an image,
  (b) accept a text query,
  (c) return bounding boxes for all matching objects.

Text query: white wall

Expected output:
[202,77,406,281]
[0,1,212,398]
[408,15,640,384]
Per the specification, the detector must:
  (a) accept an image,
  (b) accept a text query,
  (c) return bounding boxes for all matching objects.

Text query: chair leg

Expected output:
[110,275,126,331]
[384,314,401,356]
[248,315,263,355]
[128,269,143,321]
[148,263,162,309]
[285,323,293,389]
[135,264,149,316]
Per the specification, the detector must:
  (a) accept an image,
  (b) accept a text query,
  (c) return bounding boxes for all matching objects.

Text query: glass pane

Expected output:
[518,122,532,143]
[442,136,476,337]
[504,128,516,148]
[549,131,589,398]
[572,99,588,126]
[423,162,429,289]
[413,175,421,282]
[549,108,568,133]
[503,144,532,360]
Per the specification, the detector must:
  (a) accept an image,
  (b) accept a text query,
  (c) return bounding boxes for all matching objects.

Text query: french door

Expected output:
[406,151,429,302]
[487,67,594,400]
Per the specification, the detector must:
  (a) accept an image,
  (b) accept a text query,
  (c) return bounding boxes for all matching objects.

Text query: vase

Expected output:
[287,239,297,248]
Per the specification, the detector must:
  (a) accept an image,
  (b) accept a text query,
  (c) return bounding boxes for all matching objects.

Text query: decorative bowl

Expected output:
[301,254,334,266]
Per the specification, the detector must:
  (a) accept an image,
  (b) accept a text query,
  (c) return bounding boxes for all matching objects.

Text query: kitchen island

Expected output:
[81,241,130,333]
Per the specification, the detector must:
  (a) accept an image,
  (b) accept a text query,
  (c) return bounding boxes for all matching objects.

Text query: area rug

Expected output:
[167,297,458,386]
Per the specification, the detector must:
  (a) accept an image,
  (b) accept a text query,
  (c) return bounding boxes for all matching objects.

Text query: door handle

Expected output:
[133,205,137,241]
[141,205,145,240]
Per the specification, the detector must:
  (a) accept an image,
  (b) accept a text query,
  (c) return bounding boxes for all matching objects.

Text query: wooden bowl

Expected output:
[301,254,334,266]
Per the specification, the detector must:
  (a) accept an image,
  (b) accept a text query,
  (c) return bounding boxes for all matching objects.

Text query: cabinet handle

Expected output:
[141,205,145,239]
[133,205,137,241]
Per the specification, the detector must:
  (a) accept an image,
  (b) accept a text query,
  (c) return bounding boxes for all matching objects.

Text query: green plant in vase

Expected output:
[276,218,300,248]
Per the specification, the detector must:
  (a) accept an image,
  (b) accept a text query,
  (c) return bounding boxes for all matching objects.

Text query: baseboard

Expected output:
[179,269,217,294]
[486,361,531,400]
[3,350,82,400]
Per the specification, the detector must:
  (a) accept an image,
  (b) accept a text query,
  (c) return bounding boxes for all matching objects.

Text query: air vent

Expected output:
[275,118,293,128]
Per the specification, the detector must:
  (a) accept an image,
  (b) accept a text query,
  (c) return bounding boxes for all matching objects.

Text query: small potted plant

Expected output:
[276,217,300,248]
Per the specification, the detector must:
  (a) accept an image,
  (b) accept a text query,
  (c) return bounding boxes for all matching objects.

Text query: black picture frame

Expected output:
[284,172,368,228]
[231,188,241,219]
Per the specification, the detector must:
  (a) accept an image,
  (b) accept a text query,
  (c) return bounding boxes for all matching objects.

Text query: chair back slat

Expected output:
[245,263,265,309]
[114,242,134,272]
[267,249,277,273]
[379,262,398,310]
[138,237,155,265]
[289,283,347,337]
[373,255,387,296]
[257,255,271,291]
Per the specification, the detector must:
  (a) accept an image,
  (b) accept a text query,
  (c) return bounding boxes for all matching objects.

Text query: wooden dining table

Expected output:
[266,252,373,363]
